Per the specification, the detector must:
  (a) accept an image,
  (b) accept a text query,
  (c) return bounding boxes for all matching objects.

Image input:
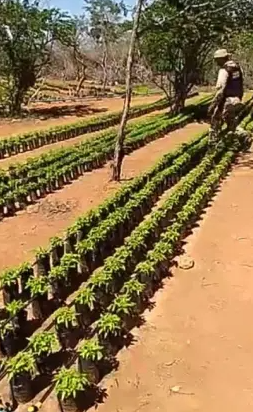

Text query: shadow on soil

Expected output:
[21,293,161,411]
[8,164,231,411]
[173,182,227,263]
[27,104,107,120]
[233,149,253,170]
[0,103,108,121]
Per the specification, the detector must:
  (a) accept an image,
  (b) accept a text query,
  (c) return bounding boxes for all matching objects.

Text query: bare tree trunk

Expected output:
[172,92,186,114]
[172,79,187,114]
[152,74,172,102]
[76,67,86,97]
[10,89,24,116]
[102,55,108,92]
[172,71,195,114]
[73,48,87,96]
[27,77,45,105]
[102,38,109,93]
[111,0,145,181]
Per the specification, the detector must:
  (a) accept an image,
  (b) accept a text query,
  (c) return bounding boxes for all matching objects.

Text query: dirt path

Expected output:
[0,95,161,138]
[0,122,207,272]
[77,145,253,412]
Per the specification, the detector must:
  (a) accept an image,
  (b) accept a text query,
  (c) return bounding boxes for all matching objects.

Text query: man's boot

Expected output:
[235,126,252,150]
[208,127,219,148]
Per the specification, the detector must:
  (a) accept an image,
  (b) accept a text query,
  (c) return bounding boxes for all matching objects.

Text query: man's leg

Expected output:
[223,98,252,149]
[223,99,237,133]
[209,107,222,145]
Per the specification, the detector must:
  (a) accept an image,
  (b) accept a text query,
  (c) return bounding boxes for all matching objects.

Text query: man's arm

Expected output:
[208,68,229,115]
[214,68,229,104]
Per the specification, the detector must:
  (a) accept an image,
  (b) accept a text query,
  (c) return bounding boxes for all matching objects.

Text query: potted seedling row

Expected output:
[53,307,78,350]
[144,244,170,283]
[95,313,122,356]
[77,337,104,384]
[74,287,99,329]
[61,253,81,284]
[49,236,64,267]
[88,271,116,309]
[6,299,27,332]
[0,327,6,361]
[0,106,204,218]
[76,241,100,275]
[0,269,19,305]
[54,367,91,412]
[49,253,80,302]
[26,276,50,320]
[63,235,74,254]
[18,263,33,300]
[65,223,84,252]
[29,331,60,374]
[103,248,134,286]
[121,279,146,313]
[6,351,36,404]
[34,248,50,277]
[3,193,16,216]
[49,267,69,302]
[0,96,185,161]
[134,261,156,299]
[108,294,136,333]
[0,321,18,357]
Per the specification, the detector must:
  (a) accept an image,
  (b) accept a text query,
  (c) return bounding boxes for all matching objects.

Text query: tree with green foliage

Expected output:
[0,0,74,115]
[226,32,253,89]
[200,32,253,89]
[139,0,253,113]
[84,0,128,91]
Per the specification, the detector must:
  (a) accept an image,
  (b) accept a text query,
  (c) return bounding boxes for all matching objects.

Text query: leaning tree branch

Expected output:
[112,0,145,181]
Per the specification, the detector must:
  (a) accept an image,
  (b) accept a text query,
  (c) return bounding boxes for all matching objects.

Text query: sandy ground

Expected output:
[10,136,253,412]
[0,95,162,138]
[2,128,253,412]
[78,145,253,412]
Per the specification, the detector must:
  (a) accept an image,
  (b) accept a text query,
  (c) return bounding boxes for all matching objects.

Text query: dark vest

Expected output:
[224,64,243,99]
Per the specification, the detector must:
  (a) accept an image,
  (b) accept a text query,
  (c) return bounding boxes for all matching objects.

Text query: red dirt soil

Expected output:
[9,136,253,412]
[2,127,253,412]
[0,95,162,138]
[79,145,253,412]
[0,122,207,272]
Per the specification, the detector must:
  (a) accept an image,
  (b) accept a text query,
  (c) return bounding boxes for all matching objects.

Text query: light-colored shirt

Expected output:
[213,60,243,107]
[216,68,229,91]
[213,68,228,106]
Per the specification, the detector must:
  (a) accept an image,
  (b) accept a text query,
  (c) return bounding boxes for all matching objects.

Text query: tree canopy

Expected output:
[84,0,129,89]
[0,0,74,114]
[1,0,253,116]
[139,0,253,111]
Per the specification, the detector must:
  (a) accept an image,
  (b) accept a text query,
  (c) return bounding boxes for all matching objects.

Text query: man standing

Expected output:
[208,48,244,143]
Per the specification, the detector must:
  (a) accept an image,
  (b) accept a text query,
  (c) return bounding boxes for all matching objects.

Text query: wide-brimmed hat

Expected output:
[214,49,229,59]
